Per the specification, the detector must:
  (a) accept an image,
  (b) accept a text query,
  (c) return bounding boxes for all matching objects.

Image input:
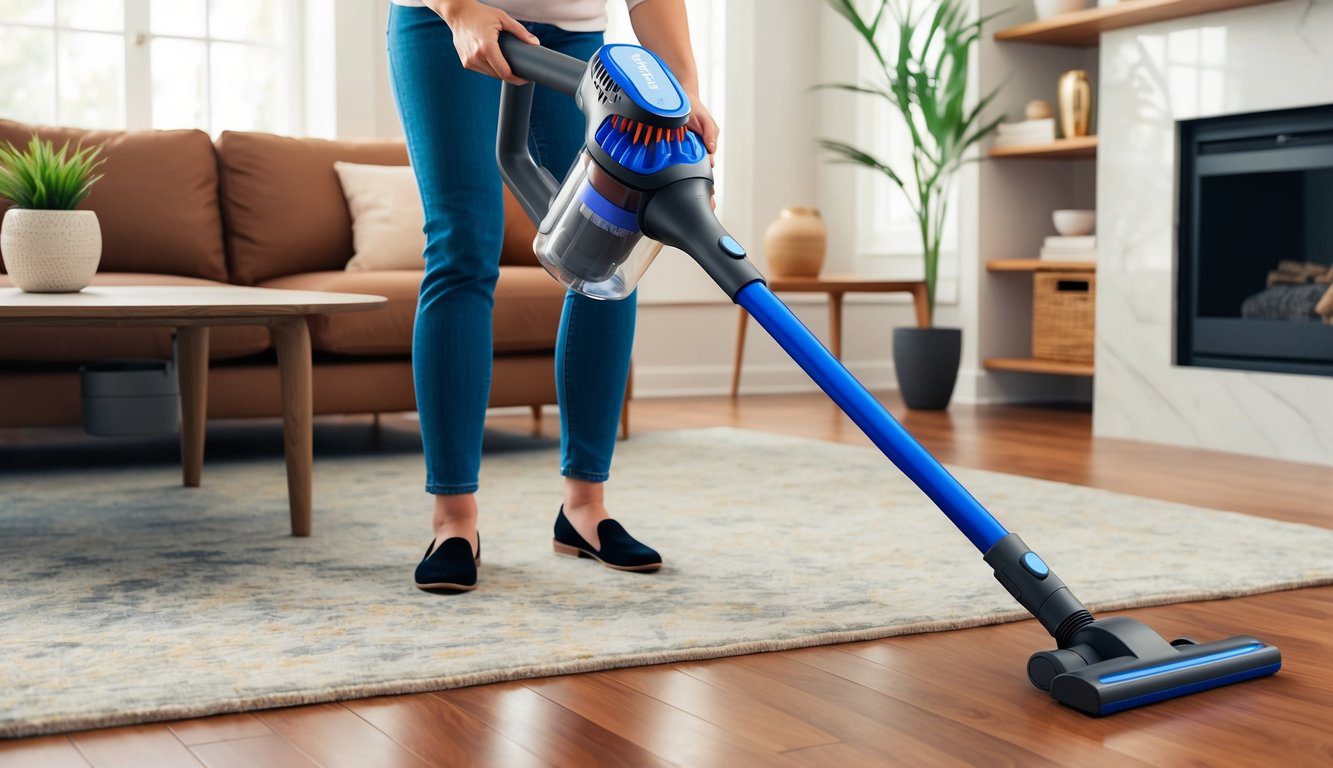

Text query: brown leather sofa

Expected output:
[0,120,572,429]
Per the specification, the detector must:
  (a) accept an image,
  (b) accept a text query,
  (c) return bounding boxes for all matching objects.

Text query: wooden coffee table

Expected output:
[732,275,930,397]
[0,285,386,536]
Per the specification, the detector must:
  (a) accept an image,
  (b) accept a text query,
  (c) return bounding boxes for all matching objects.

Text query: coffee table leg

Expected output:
[828,292,844,359]
[270,317,313,537]
[176,326,209,488]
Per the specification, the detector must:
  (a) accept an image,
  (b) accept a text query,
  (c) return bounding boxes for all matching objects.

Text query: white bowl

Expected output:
[1034,0,1088,20]
[1052,209,1095,237]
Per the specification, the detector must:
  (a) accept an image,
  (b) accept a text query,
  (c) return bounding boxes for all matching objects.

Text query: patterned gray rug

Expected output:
[3,427,1332,737]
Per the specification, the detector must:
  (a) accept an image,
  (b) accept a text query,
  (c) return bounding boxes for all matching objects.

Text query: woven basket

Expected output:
[1033,271,1095,363]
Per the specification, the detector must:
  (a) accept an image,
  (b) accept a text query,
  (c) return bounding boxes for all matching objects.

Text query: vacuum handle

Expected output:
[498,33,586,95]
[495,34,591,225]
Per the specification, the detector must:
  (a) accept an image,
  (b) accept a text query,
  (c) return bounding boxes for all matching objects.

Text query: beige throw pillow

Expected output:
[333,161,427,271]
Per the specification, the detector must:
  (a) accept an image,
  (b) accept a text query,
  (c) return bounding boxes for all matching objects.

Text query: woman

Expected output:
[387,0,718,592]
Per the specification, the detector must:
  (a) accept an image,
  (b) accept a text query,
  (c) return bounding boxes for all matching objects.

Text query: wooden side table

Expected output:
[731,275,929,397]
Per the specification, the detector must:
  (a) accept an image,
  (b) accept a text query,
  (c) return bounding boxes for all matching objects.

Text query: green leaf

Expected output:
[0,134,105,210]
[818,0,1008,325]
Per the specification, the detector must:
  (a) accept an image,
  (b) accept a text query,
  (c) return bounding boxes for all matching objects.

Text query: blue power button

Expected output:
[1022,552,1050,579]
[719,235,746,258]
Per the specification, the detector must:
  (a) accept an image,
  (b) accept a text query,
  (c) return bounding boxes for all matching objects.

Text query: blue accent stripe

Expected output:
[1098,643,1265,684]
[576,179,638,233]
[735,282,1009,552]
[1099,661,1281,715]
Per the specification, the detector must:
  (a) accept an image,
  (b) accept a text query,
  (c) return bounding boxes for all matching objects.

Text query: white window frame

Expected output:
[0,0,304,134]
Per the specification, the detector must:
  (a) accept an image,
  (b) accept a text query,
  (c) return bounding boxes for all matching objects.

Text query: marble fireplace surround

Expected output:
[1095,0,1333,465]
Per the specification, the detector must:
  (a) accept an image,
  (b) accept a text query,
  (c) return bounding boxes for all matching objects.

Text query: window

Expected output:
[0,0,299,134]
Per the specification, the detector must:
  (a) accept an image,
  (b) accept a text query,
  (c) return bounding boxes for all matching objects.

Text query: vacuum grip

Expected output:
[498,33,587,95]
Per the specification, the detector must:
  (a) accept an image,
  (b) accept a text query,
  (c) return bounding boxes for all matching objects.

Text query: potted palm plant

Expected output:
[821,0,1003,409]
[0,135,105,293]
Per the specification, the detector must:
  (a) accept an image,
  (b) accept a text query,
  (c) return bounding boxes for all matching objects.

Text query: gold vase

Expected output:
[1057,69,1092,138]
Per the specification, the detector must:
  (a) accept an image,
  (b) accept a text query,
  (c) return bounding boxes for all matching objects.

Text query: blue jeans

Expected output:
[388,7,636,494]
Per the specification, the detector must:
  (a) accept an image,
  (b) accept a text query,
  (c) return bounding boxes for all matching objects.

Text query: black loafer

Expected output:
[415,534,480,592]
[553,506,661,572]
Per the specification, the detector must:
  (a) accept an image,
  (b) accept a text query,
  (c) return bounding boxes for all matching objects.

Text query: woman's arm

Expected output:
[425,0,540,84]
[628,0,720,158]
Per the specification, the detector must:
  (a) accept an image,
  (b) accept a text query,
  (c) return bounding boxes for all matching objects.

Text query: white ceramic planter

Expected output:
[1034,0,1087,20]
[1,208,102,292]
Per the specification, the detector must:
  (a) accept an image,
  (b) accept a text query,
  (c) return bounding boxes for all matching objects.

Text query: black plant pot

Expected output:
[892,327,962,410]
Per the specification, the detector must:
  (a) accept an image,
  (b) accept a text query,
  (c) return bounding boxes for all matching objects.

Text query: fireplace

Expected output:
[1177,104,1333,376]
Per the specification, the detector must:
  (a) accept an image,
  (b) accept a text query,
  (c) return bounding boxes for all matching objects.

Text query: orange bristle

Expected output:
[633,124,643,143]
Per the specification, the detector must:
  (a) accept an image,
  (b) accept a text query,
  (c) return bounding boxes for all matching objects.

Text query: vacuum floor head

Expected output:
[1027,616,1281,715]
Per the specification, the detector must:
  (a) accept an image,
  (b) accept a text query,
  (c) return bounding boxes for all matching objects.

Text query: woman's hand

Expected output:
[427,0,539,84]
[685,91,719,165]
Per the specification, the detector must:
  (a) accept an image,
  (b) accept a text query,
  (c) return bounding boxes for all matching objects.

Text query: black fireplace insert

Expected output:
[1177,103,1333,376]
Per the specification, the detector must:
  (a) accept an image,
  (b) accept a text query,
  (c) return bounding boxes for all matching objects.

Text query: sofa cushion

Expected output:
[259,266,565,355]
[0,273,270,361]
[0,120,228,281]
[215,131,540,285]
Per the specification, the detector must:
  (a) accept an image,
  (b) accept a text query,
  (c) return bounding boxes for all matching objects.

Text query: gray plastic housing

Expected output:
[80,359,180,437]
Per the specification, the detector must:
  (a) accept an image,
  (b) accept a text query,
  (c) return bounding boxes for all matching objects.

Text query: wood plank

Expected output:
[983,357,1095,376]
[437,682,674,768]
[993,0,1287,47]
[344,694,543,768]
[189,735,318,768]
[523,672,801,766]
[676,658,974,765]
[987,258,1095,273]
[601,664,840,752]
[0,735,90,768]
[730,652,1062,766]
[256,703,430,768]
[69,725,203,768]
[988,136,1097,158]
[168,713,271,746]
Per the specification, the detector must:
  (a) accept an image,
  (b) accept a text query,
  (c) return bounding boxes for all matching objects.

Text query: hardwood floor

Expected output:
[3,393,1330,767]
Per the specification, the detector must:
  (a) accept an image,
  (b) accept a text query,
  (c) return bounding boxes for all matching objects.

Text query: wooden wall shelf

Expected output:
[989,136,1097,159]
[993,0,1286,47]
[987,259,1096,273]
[984,357,1095,377]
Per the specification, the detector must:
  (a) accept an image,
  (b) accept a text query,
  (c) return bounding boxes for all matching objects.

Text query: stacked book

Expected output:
[1040,235,1096,262]
[993,118,1056,149]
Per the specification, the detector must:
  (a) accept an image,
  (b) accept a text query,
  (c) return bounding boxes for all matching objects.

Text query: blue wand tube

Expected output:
[736,282,1008,553]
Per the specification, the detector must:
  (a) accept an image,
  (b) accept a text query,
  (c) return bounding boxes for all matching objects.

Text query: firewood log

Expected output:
[1268,270,1311,287]
[1317,282,1333,322]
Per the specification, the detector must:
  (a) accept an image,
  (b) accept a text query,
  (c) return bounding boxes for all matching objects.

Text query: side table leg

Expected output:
[731,307,749,398]
[271,316,313,537]
[176,326,210,488]
[829,292,844,359]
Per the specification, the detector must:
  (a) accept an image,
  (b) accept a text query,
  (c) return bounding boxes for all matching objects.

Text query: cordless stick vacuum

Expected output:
[494,35,1282,716]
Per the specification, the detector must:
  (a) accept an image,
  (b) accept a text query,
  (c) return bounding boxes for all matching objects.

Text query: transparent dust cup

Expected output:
[534,151,662,300]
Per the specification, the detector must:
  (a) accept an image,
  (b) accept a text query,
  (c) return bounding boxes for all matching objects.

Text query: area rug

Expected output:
[3,427,1332,737]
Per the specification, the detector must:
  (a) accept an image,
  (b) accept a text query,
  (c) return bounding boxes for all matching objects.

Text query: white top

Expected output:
[390,0,647,32]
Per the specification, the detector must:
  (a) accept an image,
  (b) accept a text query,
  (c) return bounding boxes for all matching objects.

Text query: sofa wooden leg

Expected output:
[531,404,543,435]
[270,316,313,537]
[176,325,210,488]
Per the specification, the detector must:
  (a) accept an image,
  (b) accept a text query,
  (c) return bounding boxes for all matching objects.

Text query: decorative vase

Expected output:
[1057,69,1093,139]
[893,327,962,410]
[0,209,102,292]
[763,206,827,278]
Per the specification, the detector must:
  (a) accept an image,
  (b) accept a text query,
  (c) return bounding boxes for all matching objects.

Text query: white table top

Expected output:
[0,285,386,321]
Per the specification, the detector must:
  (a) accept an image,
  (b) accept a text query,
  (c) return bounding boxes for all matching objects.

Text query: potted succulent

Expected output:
[0,135,105,293]
[820,0,1003,409]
